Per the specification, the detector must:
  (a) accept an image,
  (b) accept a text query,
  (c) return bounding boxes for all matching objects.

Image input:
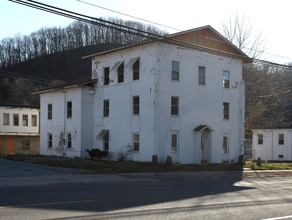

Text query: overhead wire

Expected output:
[77,0,292,65]
[76,0,182,32]
[7,0,292,69]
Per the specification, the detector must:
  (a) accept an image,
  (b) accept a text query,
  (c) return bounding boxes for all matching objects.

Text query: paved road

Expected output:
[1,158,292,220]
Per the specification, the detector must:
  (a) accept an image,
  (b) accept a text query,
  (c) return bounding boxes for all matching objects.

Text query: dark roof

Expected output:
[34,76,97,94]
[0,104,39,109]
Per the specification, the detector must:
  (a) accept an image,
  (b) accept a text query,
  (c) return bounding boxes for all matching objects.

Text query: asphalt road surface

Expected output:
[1,158,292,220]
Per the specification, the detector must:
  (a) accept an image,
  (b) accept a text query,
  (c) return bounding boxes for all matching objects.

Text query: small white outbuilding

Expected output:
[38,25,251,164]
[252,129,292,161]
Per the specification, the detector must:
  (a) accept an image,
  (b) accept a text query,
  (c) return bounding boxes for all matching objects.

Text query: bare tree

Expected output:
[220,13,265,59]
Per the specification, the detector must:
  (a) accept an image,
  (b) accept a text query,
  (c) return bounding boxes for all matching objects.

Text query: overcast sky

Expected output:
[1,0,291,64]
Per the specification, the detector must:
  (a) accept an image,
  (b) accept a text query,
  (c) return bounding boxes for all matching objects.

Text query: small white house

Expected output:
[0,104,40,154]
[252,129,292,161]
[38,25,251,164]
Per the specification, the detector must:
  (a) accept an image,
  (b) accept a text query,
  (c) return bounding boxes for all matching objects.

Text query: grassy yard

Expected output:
[2,154,292,173]
[244,160,292,170]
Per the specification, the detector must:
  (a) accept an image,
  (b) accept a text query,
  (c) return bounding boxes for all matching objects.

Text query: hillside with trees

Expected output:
[0,17,291,131]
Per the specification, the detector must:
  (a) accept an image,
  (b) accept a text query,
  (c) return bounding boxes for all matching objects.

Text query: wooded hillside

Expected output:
[0,19,291,131]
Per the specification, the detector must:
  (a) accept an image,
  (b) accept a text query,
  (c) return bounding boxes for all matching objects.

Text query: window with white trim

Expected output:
[117,62,124,83]
[258,134,263,145]
[223,71,230,88]
[279,134,284,145]
[104,67,110,85]
[172,61,179,81]
[3,113,9,126]
[13,114,19,126]
[67,133,72,148]
[133,58,140,80]
[171,132,178,154]
[198,66,206,85]
[171,96,179,116]
[133,133,140,152]
[103,99,109,117]
[48,133,52,148]
[48,104,52,120]
[133,96,139,115]
[67,101,72,118]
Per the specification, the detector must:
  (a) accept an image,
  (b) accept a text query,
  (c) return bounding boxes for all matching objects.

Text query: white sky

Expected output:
[1,0,291,64]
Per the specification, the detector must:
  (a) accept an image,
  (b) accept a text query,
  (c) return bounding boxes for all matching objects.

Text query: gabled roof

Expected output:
[34,76,97,94]
[83,25,252,63]
[194,125,214,132]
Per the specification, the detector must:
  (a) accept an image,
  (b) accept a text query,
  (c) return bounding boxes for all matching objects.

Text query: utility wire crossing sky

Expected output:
[1,0,292,65]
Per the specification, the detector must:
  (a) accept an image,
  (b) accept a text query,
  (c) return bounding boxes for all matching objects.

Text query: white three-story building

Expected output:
[38,25,251,164]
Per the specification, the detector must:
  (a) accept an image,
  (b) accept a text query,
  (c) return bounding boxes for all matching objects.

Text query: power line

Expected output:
[7,0,292,70]
[77,0,292,64]
[76,0,181,32]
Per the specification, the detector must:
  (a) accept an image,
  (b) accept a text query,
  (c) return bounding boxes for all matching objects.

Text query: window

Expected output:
[117,62,124,83]
[103,99,109,117]
[104,67,110,85]
[13,114,19,126]
[48,104,52,120]
[171,96,179,116]
[279,134,284,145]
[133,133,139,152]
[172,61,179,81]
[133,58,140,80]
[198,66,206,85]
[103,133,109,151]
[223,102,229,120]
[223,136,228,154]
[171,133,178,153]
[133,96,139,115]
[223,71,230,88]
[3,113,9,126]
[67,101,72,118]
[67,133,72,148]
[31,115,37,127]
[22,114,28,126]
[279,155,284,159]
[258,134,263,145]
[48,133,52,148]
[21,139,30,150]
